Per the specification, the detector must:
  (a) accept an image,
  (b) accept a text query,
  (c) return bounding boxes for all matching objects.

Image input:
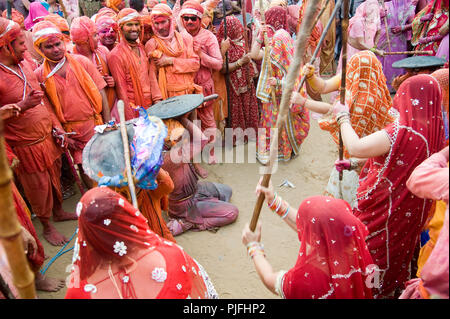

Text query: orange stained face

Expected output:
[11,31,27,62]
[40,36,66,61]
[182,14,201,35]
[122,20,141,42]
[153,17,171,37]
[91,32,99,50]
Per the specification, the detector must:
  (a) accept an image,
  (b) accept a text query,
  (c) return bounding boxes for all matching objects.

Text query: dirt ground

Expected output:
[34,118,338,299]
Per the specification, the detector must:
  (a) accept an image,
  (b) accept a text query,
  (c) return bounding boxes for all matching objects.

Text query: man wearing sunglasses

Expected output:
[179,0,223,165]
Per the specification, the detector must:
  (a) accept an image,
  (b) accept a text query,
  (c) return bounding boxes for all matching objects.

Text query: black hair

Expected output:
[130,0,145,12]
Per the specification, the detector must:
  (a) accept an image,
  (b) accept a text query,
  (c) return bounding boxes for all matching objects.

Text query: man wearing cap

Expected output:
[145,3,201,100]
[108,8,163,120]
[33,20,111,189]
[0,17,76,247]
[179,0,223,164]
[71,16,117,118]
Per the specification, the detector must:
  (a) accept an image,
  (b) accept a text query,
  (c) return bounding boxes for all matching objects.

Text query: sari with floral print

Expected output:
[65,187,217,299]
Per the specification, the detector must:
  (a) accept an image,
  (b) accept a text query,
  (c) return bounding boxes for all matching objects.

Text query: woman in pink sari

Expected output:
[24,2,49,30]
[336,74,446,298]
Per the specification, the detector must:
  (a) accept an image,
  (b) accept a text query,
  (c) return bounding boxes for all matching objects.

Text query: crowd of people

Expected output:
[0,0,448,299]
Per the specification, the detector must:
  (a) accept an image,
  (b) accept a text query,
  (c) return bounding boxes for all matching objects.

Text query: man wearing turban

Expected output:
[107,8,162,120]
[179,0,223,164]
[0,17,75,247]
[95,14,119,51]
[33,20,111,189]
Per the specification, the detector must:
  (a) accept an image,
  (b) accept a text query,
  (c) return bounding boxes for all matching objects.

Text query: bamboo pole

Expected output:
[338,0,350,182]
[222,0,233,129]
[6,0,12,20]
[381,0,391,52]
[57,0,68,20]
[381,50,434,55]
[0,119,36,299]
[250,0,321,231]
[117,100,138,209]
[259,0,278,108]
[312,0,332,32]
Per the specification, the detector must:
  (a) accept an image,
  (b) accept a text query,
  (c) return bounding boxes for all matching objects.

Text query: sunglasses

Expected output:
[182,16,199,22]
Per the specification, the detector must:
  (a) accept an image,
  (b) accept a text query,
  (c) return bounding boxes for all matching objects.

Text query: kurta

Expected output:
[35,54,107,165]
[145,29,201,99]
[108,41,162,120]
[0,62,63,222]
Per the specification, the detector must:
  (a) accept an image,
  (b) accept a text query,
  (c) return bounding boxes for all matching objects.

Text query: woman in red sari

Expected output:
[336,74,446,298]
[65,187,218,299]
[216,15,259,134]
[242,188,374,299]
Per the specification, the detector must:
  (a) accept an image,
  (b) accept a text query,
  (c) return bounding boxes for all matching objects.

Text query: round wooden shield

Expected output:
[392,56,446,69]
[145,94,205,119]
[82,120,136,182]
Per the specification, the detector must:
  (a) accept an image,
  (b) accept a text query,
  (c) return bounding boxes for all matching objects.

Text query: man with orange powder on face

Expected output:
[108,8,163,120]
[0,18,75,247]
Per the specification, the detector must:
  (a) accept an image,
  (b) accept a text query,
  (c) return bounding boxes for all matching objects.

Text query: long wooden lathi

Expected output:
[338,0,350,182]
[0,119,36,299]
[250,0,321,231]
[117,100,138,209]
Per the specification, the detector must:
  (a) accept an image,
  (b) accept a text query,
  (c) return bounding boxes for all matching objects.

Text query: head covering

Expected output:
[106,0,124,13]
[2,9,25,29]
[269,0,287,8]
[431,68,449,143]
[150,3,174,39]
[31,20,64,58]
[180,0,204,18]
[95,7,118,22]
[164,118,186,146]
[95,15,119,33]
[43,14,69,34]
[70,16,97,51]
[24,1,49,31]
[319,51,394,158]
[147,0,167,9]
[265,5,288,35]
[280,196,374,299]
[69,187,215,299]
[117,8,141,27]
[355,74,445,297]
[0,18,22,63]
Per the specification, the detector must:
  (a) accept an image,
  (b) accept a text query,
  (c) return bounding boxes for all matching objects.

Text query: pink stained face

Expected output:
[10,32,27,63]
[182,15,201,36]
[152,17,171,37]
[40,36,66,62]
[98,27,118,46]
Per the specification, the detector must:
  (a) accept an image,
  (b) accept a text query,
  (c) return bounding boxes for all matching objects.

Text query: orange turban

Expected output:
[180,0,204,18]
[95,7,118,22]
[147,0,167,9]
[2,9,25,29]
[95,15,119,33]
[0,17,21,48]
[32,20,64,60]
[43,14,69,34]
[141,14,153,27]
[117,8,141,26]
[150,3,172,20]
[106,0,124,13]
[70,16,96,49]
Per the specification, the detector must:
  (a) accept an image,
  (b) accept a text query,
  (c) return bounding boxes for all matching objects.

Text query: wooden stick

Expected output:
[64,150,86,195]
[338,0,350,182]
[382,50,434,55]
[381,0,391,52]
[250,0,321,232]
[222,0,233,129]
[0,119,36,299]
[6,0,12,20]
[117,100,138,209]
[259,0,278,108]
[57,0,68,20]
[312,0,332,32]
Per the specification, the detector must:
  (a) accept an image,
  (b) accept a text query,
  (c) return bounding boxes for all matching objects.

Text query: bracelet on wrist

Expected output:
[268,193,278,208]
[281,206,290,219]
[349,158,359,170]
[246,241,265,259]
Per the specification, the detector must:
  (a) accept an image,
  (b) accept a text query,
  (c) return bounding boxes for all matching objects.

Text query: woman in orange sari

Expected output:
[291,50,394,208]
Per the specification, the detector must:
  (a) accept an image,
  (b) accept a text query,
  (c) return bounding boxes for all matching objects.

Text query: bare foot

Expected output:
[53,209,78,222]
[43,223,69,246]
[35,272,65,292]
[193,163,209,179]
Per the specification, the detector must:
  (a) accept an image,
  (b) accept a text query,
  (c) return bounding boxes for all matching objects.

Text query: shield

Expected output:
[392,56,446,69]
[82,119,137,183]
[145,94,218,119]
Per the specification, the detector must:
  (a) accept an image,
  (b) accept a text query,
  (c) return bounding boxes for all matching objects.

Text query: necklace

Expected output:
[0,62,31,100]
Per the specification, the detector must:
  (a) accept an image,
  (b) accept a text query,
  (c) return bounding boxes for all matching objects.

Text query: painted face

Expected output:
[11,32,27,63]
[91,32,99,50]
[122,20,141,42]
[98,27,117,47]
[153,17,171,38]
[40,36,66,62]
[182,15,201,36]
